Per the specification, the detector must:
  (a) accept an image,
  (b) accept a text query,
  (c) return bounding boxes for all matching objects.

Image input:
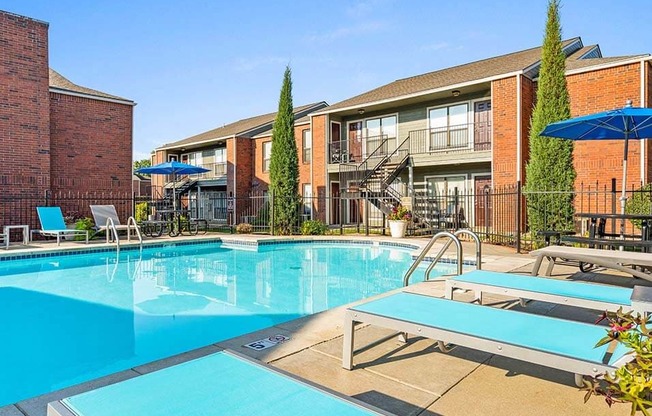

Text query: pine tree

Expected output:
[269,66,299,235]
[525,0,576,236]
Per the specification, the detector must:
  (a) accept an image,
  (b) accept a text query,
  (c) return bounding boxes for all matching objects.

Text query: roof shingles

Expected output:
[49,69,133,103]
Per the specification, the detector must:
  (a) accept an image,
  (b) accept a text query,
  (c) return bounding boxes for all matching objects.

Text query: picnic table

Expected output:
[561,212,652,253]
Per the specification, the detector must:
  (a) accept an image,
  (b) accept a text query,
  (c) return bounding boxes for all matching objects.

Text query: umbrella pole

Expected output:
[619,136,629,240]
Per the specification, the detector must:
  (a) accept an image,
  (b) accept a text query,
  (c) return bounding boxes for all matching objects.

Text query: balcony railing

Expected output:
[329,134,389,164]
[185,162,228,179]
[409,121,491,154]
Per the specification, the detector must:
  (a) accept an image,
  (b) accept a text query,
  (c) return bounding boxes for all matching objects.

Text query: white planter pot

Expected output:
[388,220,407,238]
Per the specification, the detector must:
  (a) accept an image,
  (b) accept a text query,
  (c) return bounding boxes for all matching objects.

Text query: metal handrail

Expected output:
[105,217,121,256]
[423,229,482,280]
[403,231,462,286]
[127,216,143,250]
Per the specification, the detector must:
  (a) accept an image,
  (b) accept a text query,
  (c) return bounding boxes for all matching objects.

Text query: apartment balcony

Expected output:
[329,134,389,165]
[186,162,227,179]
[408,121,491,155]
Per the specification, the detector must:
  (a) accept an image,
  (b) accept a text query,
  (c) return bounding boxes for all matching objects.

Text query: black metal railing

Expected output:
[329,134,389,164]
[408,121,491,154]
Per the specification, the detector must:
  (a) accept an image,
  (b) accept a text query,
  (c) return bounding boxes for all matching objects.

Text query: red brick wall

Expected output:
[567,63,643,194]
[520,76,535,177]
[311,115,327,221]
[49,93,133,194]
[0,12,50,194]
[647,61,652,182]
[233,136,252,198]
[491,76,518,188]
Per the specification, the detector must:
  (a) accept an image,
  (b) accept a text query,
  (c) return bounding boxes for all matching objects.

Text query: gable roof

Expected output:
[49,69,134,104]
[321,38,582,113]
[159,102,328,150]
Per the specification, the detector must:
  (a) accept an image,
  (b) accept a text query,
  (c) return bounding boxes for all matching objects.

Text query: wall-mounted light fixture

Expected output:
[357,108,365,115]
[452,90,461,97]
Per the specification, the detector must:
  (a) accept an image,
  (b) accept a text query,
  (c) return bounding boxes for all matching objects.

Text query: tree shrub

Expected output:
[74,217,94,241]
[524,0,576,236]
[135,202,149,223]
[236,223,253,234]
[625,183,652,230]
[301,220,327,235]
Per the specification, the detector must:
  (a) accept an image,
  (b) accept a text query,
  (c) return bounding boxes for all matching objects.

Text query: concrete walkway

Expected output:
[0,234,639,415]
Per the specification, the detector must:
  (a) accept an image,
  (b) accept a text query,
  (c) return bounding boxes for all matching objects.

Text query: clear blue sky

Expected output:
[3,0,651,160]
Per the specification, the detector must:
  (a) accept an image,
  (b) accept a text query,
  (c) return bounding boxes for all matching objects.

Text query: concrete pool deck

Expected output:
[0,233,638,415]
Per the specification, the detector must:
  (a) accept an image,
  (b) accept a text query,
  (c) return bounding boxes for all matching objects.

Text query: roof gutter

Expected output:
[311,70,525,116]
[563,55,652,77]
[49,87,136,106]
[157,135,236,151]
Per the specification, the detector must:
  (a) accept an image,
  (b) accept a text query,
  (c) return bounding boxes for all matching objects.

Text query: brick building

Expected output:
[309,37,651,228]
[0,10,135,198]
[150,37,650,231]
[150,102,327,222]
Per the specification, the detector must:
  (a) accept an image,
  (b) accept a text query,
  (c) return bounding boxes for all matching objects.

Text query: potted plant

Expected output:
[387,205,411,238]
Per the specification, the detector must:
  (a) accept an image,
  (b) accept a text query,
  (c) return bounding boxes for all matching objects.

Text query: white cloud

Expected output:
[304,21,386,44]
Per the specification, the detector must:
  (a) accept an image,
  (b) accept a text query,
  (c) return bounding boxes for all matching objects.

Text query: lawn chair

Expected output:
[48,350,391,416]
[343,292,632,387]
[90,205,139,242]
[445,270,652,314]
[33,207,89,246]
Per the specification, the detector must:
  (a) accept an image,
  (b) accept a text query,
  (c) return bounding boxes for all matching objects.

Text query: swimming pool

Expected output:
[0,240,455,406]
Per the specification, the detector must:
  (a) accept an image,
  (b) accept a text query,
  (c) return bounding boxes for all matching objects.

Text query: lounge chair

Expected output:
[33,207,89,246]
[48,350,391,416]
[0,229,7,249]
[445,270,652,313]
[343,292,632,387]
[89,205,138,242]
[530,245,652,282]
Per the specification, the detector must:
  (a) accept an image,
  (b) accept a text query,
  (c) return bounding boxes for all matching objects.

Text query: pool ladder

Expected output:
[105,216,143,256]
[403,229,481,286]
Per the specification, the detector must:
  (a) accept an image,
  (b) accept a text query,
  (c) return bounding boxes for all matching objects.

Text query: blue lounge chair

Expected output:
[48,350,392,416]
[33,207,89,246]
[343,293,632,387]
[445,270,652,313]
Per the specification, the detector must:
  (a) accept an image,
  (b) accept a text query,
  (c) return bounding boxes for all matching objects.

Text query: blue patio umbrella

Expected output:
[136,161,210,209]
[540,100,652,235]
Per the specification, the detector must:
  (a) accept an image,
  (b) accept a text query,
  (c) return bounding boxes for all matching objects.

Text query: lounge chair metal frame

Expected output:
[445,270,652,314]
[343,293,632,387]
[530,245,652,282]
[33,207,89,246]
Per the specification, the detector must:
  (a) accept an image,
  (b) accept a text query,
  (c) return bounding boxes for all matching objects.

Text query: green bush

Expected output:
[236,223,253,234]
[625,183,652,230]
[74,217,94,241]
[301,220,327,235]
[135,202,149,223]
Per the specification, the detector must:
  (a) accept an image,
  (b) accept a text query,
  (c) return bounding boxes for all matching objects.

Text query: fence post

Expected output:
[364,193,369,236]
[516,181,522,253]
[270,189,275,236]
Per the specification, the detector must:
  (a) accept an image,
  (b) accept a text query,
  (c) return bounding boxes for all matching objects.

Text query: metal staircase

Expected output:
[338,134,439,234]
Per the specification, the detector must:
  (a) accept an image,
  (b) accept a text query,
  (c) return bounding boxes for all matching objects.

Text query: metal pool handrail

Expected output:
[105,217,121,256]
[423,229,482,281]
[403,231,462,286]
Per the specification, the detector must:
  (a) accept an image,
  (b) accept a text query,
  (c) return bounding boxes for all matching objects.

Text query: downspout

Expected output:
[641,59,646,183]
[233,137,237,217]
[516,74,522,183]
[309,117,314,220]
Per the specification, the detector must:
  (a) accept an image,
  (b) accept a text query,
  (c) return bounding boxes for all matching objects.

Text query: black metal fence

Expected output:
[2,181,649,250]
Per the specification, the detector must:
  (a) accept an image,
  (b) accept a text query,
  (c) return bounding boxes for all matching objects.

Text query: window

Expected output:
[428,103,469,150]
[262,141,272,172]
[303,184,312,216]
[214,148,226,176]
[302,129,312,163]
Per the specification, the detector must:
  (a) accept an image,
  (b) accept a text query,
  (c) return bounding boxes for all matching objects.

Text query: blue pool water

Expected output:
[0,241,452,405]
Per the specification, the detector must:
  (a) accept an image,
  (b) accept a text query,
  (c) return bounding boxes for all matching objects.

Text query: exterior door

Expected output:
[330,182,340,224]
[474,101,491,151]
[348,121,362,162]
[474,175,492,229]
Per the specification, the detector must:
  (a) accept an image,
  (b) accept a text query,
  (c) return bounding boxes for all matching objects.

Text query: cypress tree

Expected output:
[269,66,299,235]
[525,0,576,236]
